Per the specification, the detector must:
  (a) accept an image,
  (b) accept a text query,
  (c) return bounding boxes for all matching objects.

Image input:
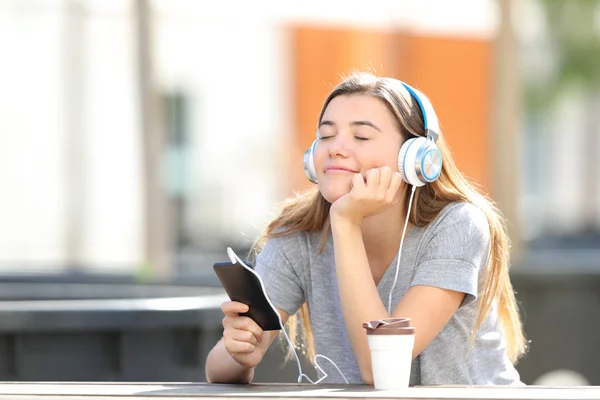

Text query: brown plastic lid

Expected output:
[362,318,415,335]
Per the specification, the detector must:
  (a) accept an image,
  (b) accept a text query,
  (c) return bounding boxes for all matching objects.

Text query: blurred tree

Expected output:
[526,0,600,235]
[526,0,600,110]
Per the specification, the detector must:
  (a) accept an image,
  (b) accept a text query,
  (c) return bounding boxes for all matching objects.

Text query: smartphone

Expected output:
[213,260,282,331]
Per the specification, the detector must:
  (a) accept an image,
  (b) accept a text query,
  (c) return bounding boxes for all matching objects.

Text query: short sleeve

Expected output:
[254,235,306,316]
[410,202,490,307]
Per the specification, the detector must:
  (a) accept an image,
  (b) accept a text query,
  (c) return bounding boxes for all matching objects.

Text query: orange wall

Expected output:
[289,25,493,194]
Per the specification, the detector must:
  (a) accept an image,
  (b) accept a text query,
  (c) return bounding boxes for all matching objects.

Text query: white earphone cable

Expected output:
[387,185,417,315]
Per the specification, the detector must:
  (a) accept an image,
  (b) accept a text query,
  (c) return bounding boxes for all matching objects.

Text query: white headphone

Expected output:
[302,81,442,188]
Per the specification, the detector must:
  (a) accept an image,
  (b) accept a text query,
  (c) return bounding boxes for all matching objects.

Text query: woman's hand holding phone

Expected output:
[221,301,272,368]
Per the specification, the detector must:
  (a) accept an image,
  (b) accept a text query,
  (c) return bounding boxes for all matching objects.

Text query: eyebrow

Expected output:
[319,120,382,132]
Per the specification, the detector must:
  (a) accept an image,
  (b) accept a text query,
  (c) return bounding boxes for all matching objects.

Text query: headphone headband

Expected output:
[400,82,439,141]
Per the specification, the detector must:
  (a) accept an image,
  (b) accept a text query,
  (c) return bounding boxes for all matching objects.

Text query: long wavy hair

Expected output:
[250,72,527,364]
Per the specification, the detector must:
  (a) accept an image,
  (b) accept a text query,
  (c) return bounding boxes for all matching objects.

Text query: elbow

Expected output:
[362,374,374,386]
[359,365,374,386]
[358,353,374,385]
[207,376,252,385]
[205,364,253,385]
[361,371,374,386]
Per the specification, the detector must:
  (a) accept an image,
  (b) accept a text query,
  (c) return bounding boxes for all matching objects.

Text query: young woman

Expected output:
[205,72,527,386]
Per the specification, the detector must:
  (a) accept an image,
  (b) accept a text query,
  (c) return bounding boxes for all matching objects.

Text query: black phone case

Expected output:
[213,261,282,331]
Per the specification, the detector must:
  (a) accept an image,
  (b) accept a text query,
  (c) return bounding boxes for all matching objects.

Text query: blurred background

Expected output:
[0,0,598,386]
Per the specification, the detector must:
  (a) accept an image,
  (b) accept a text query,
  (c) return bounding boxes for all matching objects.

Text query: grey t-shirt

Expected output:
[254,201,523,386]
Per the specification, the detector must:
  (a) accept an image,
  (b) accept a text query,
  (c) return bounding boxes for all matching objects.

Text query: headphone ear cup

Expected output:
[303,140,318,184]
[398,138,412,184]
[398,137,428,187]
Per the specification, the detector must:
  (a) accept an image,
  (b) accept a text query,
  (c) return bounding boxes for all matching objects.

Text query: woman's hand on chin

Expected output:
[329,166,403,226]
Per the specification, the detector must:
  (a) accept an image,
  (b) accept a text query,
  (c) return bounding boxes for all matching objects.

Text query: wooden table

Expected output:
[0,382,597,400]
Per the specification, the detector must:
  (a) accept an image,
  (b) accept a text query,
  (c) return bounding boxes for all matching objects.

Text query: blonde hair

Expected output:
[251,72,527,364]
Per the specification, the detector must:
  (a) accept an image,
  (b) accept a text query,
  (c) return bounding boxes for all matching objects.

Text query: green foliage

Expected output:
[525,0,600,113]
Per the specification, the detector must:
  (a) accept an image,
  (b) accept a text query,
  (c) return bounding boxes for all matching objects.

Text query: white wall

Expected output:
[0,2,68,269]
[0,0,141,272]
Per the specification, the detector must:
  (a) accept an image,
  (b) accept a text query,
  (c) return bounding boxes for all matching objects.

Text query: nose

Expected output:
[326,134,350,158]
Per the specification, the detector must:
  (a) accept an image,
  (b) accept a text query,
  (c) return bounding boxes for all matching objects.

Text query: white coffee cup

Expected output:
[363,318,415,390]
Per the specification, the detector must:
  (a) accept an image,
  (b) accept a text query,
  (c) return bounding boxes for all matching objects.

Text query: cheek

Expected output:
[312,145,327,173]
[365,152,400,172]
[387,144,402,171]
[390,153,400,171]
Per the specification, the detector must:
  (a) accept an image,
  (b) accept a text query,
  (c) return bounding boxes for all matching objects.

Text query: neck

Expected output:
[360,193,410,267]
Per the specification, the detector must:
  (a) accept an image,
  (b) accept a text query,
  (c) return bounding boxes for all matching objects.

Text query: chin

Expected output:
[318,180,351,204]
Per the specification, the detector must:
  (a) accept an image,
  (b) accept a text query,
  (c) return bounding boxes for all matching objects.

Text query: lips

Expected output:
[325,165,356,173]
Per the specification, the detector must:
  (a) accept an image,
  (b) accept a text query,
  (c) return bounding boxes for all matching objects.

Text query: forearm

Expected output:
[205,338,255,383]
[331,217,390,384]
